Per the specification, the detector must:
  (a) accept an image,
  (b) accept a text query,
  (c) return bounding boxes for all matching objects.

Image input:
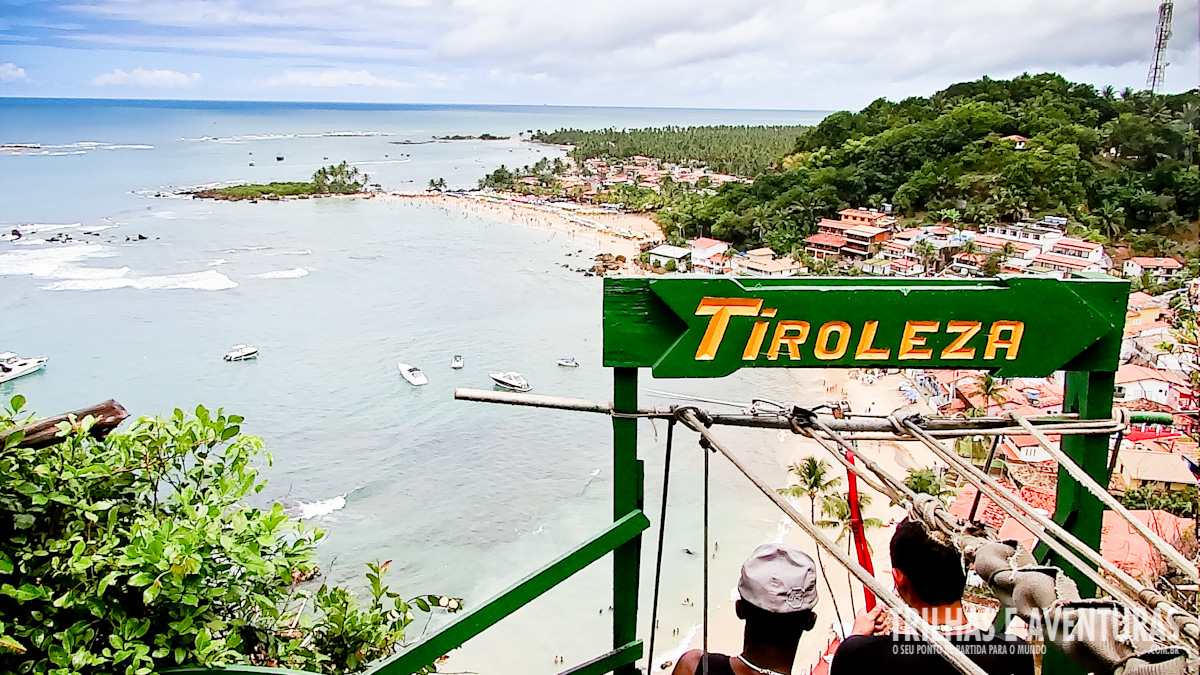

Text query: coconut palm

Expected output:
[779,457,846,627]
[975,372,1007,416]
[911,240,938,273]
[904,468,954,504]
[817,491,883,612]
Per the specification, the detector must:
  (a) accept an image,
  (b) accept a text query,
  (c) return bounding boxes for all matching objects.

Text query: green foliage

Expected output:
[1121,485,1198,519]
[478,165,516,191]
[201,162,369,200]
[904,468,955,504]
[533,125,809,176]
[660,73,1199,252]
[0,398,456,675]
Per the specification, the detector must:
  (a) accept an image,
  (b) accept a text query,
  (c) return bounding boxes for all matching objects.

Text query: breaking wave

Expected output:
[293,494,347,519]
[1,142,153,156]
[43,270,238,291]
[249,267,309,279]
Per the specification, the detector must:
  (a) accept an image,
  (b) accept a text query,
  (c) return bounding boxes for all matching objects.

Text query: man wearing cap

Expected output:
[671,543,819,675]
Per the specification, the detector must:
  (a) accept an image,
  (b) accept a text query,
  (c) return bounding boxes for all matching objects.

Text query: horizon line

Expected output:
[0,95,838,114]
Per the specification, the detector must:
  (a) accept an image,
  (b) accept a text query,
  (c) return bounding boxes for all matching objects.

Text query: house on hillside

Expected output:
[732,248,802,277]
[1124,257,1184,284]
[1048,237,1108,269]
[983,222,1063,252]
[646,244,690,269]
[1113,450,1198,492]
[688,237,730,274]
[1000,134,1029,150]
[1114,364,1192,408]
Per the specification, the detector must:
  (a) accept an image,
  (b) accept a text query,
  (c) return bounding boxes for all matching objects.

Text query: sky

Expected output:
[0,0,1196,110]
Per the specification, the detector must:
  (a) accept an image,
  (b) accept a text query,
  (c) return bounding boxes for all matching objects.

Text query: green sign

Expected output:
[603,275,1127,378]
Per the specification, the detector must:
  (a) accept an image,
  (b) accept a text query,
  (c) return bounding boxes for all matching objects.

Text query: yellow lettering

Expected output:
[743,321,770,360]
[694,297,762,360]
[854,321,890,360]
[941,321,982,359]
[898,321,939,360]
[767,321,810,360]
[814,321,852,360]
[984,321,1025,360]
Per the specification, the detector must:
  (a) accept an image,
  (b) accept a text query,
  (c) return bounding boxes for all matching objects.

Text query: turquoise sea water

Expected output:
[0,99,829,673]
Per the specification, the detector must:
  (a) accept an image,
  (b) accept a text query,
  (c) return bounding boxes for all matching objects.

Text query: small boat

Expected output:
[557,357,579,368]
[0,352,48,384]
[276,155,284,162]
[451,355,464,369]
[398,362,428,386]
[489,371,531,392]
[224,344,258,361]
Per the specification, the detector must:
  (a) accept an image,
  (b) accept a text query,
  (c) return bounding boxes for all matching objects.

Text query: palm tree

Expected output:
[1101,85,1116,101]
[975,372,1007,416]
[779,457,845,627]
[817,491,883,613]
[904,468,954,504]
[911,240,938,274]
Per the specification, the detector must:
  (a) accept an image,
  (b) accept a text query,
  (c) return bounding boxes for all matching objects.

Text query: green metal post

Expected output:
[612,367,643,675]
[1039,369,1115,675]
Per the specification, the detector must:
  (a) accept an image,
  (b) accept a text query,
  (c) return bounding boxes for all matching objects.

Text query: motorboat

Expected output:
[451,355,465,369]
[489,371,531,392]
[398,362,428,386]
[557,357,579,367]
[0,352,47,384]
[223,344,259,361]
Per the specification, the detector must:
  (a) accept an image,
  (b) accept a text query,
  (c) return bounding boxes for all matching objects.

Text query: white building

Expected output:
[688,237,731,274]
[1123,257,1184,283]
[647,244,691,269]
[983,222,1064,252]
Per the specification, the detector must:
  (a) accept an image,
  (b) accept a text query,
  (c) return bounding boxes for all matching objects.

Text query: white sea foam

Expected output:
[207,258,228,266]
[1,142,153,156]
[179,131,394,143]
[224,245,271,253]
[295,494,347,519]
[0,244,115,277]
[44,270,238,291]
[654,623,701,670]
[267,249,311,256]
[250,267,309,279]
[14,222,84,234]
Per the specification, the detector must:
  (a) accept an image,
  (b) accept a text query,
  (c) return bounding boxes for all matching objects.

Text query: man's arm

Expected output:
[670,649,703,675]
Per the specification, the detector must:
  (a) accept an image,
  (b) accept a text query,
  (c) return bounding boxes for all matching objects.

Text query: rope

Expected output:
[895,416,1200,647]
[674,408,991,675]
[702,412,710,675]
[1011,413,1200,582]
[646,419,675,672]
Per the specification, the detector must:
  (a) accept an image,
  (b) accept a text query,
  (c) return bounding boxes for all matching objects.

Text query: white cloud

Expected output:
[0,63,28,83]
[264,69,408,88]
[90,68,202,87]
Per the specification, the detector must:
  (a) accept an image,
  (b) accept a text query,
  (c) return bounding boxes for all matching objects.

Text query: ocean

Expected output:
[0,98,830,673]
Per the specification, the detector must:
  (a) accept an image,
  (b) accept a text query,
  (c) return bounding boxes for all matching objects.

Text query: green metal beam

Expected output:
[559,641,643,675]
[161,666,316,675]
[364,509,650,675]
[611,368,644,675]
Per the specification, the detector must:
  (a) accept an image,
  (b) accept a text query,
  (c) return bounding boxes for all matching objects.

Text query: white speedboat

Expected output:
[398,362,428,386]
[489,371,531,392]
[224,344,258,361]
[557,357,579,368]
[0,352,47,384]
[451,355,464,369]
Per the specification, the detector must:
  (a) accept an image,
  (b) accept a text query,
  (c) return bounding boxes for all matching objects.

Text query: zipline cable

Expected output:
[674,408,990,675]
[1011,413,1200,582]
[646,419,675,672]
[897,416,1200,645]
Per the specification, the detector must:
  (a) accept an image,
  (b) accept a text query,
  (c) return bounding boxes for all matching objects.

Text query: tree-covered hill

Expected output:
[657,73,1198,256]
[532,125,809,176]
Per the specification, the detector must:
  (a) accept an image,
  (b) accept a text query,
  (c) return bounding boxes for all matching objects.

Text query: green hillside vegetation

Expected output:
[0,397,454,675]
[192,162,369,201]
[655,74,1198,256]
[532,125,809,176]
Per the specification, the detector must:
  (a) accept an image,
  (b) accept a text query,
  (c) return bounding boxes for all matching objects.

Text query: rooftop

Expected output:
[1052,237,1104,252]
[1032,252,1097,270]
[647,244,690,258]
[1129,256,1183,269]
[689,237,729,249]
[1116,363,1189,387]
[1119,450,1198,485]
[805,233,847,248]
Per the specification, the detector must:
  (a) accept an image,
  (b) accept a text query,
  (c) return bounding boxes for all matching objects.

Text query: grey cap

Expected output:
[738,543,818,613]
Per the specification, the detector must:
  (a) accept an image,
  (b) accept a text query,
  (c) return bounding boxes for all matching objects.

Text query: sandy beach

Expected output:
[384,192,663,266]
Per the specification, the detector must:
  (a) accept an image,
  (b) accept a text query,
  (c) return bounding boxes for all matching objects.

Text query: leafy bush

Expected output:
[1121,484,1198,519]
[0,396,457,675]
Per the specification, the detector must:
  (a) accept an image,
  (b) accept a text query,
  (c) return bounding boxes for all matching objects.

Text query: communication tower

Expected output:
[1146,0,1174,93]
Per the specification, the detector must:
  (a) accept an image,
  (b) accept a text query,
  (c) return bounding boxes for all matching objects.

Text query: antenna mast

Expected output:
[1146,0,1174,93]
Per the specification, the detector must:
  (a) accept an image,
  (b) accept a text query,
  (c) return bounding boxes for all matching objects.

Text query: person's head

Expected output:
[736,544,819,645]
[889,518,966,607]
